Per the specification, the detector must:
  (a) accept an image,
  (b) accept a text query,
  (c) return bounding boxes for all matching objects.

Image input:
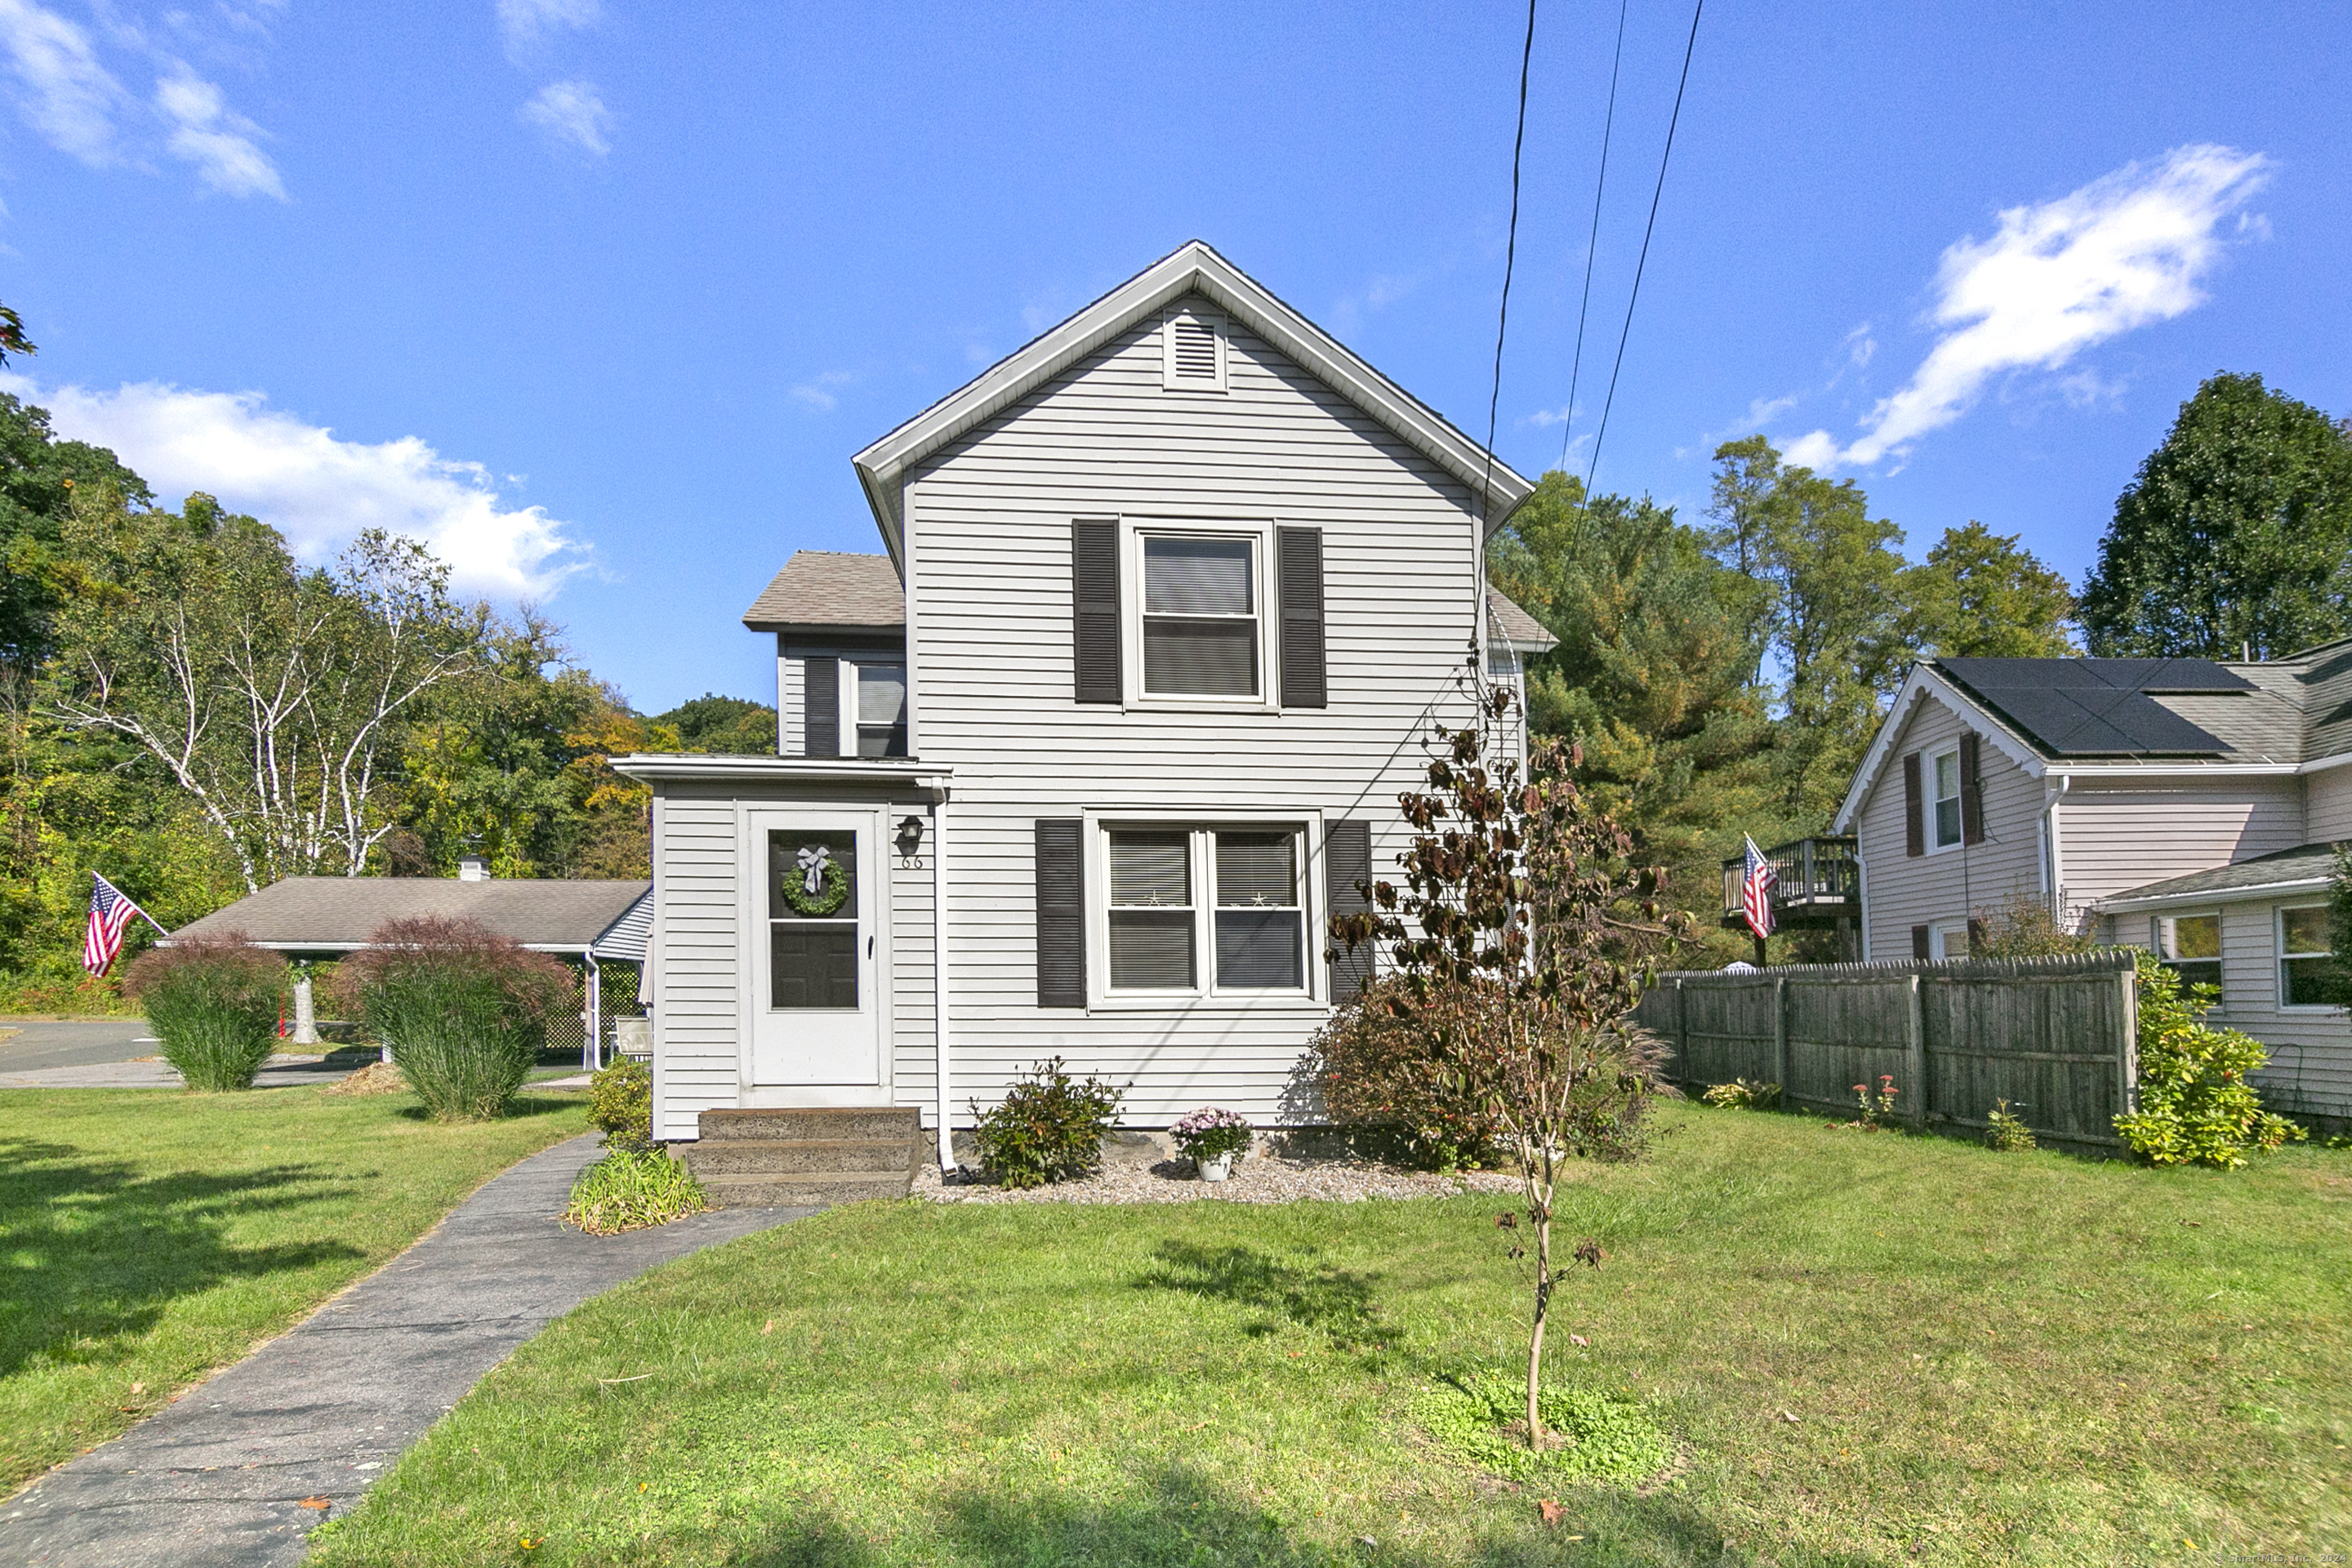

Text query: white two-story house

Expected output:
[1832,648,2352,1123]
[615,242,1554,1163]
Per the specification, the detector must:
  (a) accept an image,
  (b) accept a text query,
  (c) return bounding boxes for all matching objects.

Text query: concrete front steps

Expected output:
[679,1107,927,1207]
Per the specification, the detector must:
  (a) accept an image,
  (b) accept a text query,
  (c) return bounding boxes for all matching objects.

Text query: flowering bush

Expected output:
[2114,951,2302,1168]
[1848,1075,1900,1130]
[123,933,287,1091]
[1169,1107,1252,1164]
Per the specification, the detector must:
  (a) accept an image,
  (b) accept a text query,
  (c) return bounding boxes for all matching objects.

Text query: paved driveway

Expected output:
[0,1018,155,1073]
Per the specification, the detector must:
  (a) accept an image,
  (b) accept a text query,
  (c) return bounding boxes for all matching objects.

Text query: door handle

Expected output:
[867,934,875,956]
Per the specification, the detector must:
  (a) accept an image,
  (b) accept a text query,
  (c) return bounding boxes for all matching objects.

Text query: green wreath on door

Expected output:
[781,844,851,917]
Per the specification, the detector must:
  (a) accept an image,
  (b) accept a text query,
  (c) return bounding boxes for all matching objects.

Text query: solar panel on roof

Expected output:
[1975,686,2229,756]
[2083,657,2256,693]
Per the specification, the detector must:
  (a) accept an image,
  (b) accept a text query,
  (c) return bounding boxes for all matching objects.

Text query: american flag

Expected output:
[1738,835,1777,940]
[83,872,160,977]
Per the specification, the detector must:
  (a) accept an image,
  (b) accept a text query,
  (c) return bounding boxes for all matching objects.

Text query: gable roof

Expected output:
[743,550,903,635]
[850,241,1535,564]
[170,877,653,955]
[1935,657,2251,758]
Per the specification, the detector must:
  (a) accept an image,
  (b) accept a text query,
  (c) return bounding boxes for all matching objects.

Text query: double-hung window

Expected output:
[1139,534,1259,699]
[1103,824,1307,996]
[849,660,908,757]
[2279,906,2334,1007]
[1929,746,1962,850]
[2154,913,2223,996]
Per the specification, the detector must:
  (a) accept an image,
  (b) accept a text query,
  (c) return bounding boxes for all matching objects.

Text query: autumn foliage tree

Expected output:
[1334,666,1686,1450]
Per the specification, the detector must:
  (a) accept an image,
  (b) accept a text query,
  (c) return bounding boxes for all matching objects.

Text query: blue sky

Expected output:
[0,1,2344,711]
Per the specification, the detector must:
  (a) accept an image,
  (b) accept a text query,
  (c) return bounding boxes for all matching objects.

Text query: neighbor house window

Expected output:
[1930,746,1962,849]
[1102,823,1307,995]
[1931,921,1971,961]
[2279,906,2334,1007]
[2154,913,2223,996]
[849,660,907,757]
[1140,534,1259,698]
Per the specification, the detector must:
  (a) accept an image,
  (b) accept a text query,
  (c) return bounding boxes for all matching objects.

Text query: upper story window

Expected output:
[2279,905,2333,1008]
[1141,534,1259,699]
[1103,823,1306,996]
[849,660,907,757]
[1930,746,1962,849]
[2154,912,2223,996]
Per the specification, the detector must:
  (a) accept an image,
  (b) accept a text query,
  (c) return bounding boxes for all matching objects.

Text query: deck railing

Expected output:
[1720,835,1860,928]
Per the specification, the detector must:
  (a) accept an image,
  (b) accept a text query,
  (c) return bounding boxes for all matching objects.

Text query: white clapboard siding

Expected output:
[1855,692,2046,959]
[2055,781,2305,910]
[2217,902,2352,1118]
[906,303,1487,1124]
[652,794,742,1141]
[2306,766,2352,843]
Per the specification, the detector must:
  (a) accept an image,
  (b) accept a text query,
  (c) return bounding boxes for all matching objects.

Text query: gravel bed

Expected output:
[913,1151,1522,1205]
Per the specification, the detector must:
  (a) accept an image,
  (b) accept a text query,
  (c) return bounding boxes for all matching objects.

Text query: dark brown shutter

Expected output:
[1903,752,1924,858]
[1324,819,1373,1000]
[1035,819,1085,1007]
[1277,526,1327,709]
[1967,916,1986,950]
[1071,520,1121,705]
[802,657,839,759]
[1959,733,1984,844]
[1911,924,1931,960]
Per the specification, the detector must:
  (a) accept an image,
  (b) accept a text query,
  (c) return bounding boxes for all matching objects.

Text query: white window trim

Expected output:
[1928,920,1971,961]
[1082,808,1325,1011]
[2277,902,2336,1013]
[840,657,909,760]
[1160,308,1229,393]
[2152,910,2226,1001]
[1121,519,1280,713]
[1926,744,1964,853]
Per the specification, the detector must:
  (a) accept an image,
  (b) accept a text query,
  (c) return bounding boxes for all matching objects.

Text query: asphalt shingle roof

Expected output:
[742,551,905,634]
[2099,842,2343,906]
[1486,588,1557,652]
[172,878,653,952]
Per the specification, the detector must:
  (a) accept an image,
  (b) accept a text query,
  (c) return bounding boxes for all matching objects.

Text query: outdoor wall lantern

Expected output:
[893,815,926,859]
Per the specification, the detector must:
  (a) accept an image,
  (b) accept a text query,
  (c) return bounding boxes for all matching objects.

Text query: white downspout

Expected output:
[2042,774,2071,927]
[931,792,953,1173]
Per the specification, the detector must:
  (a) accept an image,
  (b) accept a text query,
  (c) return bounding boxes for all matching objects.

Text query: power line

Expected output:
[1559,0,1630,474]
[1477,0,1539,532]
[1581,0,1704,500]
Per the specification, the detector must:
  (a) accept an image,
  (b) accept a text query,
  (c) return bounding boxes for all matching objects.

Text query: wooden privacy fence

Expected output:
[1632,951,2140,1151]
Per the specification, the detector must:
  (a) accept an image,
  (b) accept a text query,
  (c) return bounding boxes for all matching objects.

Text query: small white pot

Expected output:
[1195,1150,1235,1183]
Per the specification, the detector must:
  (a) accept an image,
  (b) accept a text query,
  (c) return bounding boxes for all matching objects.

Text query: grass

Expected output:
[308,1102,2352,1567]
[0,1080,589,1494]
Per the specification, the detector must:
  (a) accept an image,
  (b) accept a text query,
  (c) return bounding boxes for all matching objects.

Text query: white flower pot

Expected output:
[1195,1151,1235,1183]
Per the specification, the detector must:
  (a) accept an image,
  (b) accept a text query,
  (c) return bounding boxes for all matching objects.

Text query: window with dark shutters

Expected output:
[1959,733,1984,844]
[1277,527,1327,709]
[802,657,840,759]
[1911,924,1931,960]
[1324,819,1373,1000]
[1902,752,1923,858]
[1071,520,1121,705]
[1035,819,1086,1007]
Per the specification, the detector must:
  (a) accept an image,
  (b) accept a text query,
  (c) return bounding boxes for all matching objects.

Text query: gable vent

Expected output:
[1162,312,1226,392]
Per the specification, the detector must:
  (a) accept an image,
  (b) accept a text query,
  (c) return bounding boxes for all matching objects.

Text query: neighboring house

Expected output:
[613,241,1556,1156]
[1831,645,2352,1120]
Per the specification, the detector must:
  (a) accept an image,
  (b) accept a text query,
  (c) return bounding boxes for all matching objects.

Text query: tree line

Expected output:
[0,394,775,1007]
[1494,371,2352,960]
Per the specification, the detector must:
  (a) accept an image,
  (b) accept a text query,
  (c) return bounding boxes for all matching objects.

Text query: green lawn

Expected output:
[0,1082,589,1494]
[308,1103,2351,1567]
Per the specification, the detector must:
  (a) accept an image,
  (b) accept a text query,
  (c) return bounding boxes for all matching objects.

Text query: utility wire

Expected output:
[1559,0,1630,474]
[1580,0,1704,501]
[1477,0,1539,534]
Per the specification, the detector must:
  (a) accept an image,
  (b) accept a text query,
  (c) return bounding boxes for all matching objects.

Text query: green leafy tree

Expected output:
[2080,372,2352,659]
[1898,521,2078,659]
[654,693,777,754]
[0,395,154,680]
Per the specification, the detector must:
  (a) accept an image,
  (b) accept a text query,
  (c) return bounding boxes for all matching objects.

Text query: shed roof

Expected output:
[171,878,654,955]
[742,551,905,635]
[2094,842,2343,910]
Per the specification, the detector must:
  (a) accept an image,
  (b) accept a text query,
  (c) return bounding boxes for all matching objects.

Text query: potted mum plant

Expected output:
[1170,1107,1252,1182]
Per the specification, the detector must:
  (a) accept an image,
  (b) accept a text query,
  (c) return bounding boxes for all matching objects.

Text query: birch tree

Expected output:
[41,489,483,890]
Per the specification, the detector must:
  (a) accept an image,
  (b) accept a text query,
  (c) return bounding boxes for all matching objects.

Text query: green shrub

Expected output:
[588,1056,653,1151]
[341,916,573,1121]
[970,1057,1124,1189]
[1701,1078,1780,1110]
[1969,892,2101,959]
[563,1148,707,1235]
[1305,979,1503,1169]
[1412,1370,1672,1484]
[1984,1098,2038,1152]
[2114,951,2304,1168]
[123,934,287,1091]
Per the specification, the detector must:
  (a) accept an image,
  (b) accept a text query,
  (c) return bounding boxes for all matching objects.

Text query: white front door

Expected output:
[749,808,887,1094]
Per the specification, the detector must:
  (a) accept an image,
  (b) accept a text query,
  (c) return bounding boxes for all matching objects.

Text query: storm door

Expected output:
[749,810,886,1093]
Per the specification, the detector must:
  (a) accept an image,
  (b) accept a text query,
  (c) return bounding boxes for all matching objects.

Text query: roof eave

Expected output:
[2095,875,2332,914]
[740,619,907,639]
[611,753,953,788]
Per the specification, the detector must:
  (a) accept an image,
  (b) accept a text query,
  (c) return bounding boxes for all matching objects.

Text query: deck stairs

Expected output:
[679,1107,928,1208]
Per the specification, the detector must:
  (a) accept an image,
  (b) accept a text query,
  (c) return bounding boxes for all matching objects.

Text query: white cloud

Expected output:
[497,0,599,60]
[0,0,124,163]
[1523,403,1575,429]
[519,78,610,157]
[154,67,283,198]
[1788,145,2270,470]
[788,371,853,414]
[7,376,588,598]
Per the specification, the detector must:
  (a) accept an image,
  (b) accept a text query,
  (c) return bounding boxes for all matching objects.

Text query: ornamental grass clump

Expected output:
[123,934,287,1091]
[341,916,572,1121]
[970,1057,1125,1188]
[2114,951,2303,1168]
[1169,1107,1252,1165]
[563,1148,708,1235]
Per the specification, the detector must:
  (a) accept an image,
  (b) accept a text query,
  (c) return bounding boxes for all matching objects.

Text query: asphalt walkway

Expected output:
[0,1134,814,1568]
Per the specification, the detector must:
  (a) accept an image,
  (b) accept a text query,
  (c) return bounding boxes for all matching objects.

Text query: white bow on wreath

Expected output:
[795,844,832,895]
